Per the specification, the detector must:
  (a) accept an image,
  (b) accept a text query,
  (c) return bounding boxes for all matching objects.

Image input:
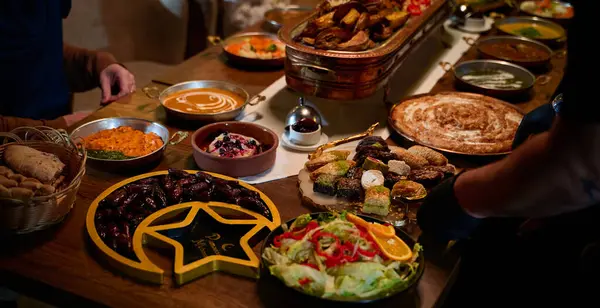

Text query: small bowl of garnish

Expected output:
[209,32,285,68]
[70,117,179,171]
[191,122,278,177]
[519,1,574,23]
[288,118,321,146]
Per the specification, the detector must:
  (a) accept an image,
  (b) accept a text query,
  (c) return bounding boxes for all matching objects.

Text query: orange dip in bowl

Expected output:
[83,126,164,157]
[163,88,245,114]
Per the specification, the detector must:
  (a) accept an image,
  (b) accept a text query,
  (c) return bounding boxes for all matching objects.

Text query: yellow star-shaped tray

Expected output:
[85,170,281,285]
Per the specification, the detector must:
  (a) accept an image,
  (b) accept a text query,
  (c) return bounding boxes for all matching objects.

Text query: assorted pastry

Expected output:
[83,126,164,160]
[94,168,272,257]
[305,136,455,217]
[0,145,66,200]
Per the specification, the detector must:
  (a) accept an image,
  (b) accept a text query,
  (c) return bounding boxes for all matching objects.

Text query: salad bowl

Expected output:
[259,212,424,304]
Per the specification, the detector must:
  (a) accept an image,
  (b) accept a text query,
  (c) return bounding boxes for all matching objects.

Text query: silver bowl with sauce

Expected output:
[494,16,566,46]
[142,80,266,123]
[440,60,546,99]
[70,117,183,171]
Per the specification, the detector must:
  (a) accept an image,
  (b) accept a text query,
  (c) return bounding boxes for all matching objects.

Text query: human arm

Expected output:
[0,115,66,131]
[457,117,600,218]
[62,44,135,103]
[418,117,600,240]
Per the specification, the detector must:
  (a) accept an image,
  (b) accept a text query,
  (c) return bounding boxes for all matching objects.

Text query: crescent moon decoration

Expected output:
[86,170,281,285]
[221,244,235,251]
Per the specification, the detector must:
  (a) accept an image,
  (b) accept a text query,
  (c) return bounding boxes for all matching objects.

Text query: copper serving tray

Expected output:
[279,0,451,100]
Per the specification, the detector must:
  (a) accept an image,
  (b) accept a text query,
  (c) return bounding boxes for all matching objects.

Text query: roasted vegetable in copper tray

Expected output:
[295,0,432,51]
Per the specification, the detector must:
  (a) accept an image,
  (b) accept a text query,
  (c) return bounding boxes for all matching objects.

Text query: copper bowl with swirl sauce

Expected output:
[278,0,451,100]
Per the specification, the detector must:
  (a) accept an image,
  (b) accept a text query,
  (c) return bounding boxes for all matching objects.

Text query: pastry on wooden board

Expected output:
[309,160,356,181]
[305,150,351,172]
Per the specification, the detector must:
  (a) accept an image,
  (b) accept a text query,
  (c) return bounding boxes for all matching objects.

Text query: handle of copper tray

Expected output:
[142,86,161,99]
[536,75,552,86]
[248,95,266,106]
[169,131,188,145]
[439,61,453,72]
[308,123,379,160]
[208,36,223,46]
[292,63,336,75]
[553,50,567,59]
[462,37,476,46]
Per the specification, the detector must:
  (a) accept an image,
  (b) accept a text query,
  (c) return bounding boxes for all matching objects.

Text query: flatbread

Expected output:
[4,145,65,183]
[390,92,523,154]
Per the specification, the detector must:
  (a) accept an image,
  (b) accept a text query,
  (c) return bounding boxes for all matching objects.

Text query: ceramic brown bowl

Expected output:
[191,122,278,177]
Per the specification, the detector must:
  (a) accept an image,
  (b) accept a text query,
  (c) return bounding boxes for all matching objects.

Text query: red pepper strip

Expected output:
[312,231,343,267]
[341,241,359,263]
[358,243,380,257]
[289,221,320,240]
[273,232,291,247]
[298,277,312,286]
[408,4,422,15]
[418,0,431,6]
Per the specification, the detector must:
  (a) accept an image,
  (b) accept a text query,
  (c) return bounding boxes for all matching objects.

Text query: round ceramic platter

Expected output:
[86,170,281,285]
[298,143,409,226]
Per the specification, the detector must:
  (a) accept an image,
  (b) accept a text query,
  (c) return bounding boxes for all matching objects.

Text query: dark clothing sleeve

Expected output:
[0,115,67,132]
[63,44,117,93]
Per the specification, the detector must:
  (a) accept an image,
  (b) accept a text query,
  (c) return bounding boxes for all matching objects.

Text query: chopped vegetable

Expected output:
[262,212,421,300]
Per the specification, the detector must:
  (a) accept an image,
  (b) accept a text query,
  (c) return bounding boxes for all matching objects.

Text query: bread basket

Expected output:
[0,127,86,234]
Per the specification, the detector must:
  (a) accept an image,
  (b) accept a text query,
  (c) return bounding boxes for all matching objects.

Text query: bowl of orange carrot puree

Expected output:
[143,80,265,123]
[71,117,172,171]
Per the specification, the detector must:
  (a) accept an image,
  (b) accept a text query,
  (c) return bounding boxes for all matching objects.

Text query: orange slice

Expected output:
[347,213,396,238]
[369,223,396,238]
[368,230,412,262]
[346,213,370,229]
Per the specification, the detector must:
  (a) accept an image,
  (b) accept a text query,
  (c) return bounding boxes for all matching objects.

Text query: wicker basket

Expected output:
[0,127,86,234]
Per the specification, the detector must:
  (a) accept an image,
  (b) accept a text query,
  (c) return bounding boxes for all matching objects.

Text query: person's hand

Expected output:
[62,111,93,127]
[99,64,136,104]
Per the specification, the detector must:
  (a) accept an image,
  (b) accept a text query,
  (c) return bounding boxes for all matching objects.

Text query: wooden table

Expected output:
[0,18,566,308]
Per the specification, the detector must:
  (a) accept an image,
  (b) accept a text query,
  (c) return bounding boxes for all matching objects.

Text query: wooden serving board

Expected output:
[297,143,409,225]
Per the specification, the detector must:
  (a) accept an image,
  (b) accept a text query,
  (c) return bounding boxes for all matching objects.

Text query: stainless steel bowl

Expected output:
[494,16,566,46]
[70,117,173,171]
[465,36,554,68]
[440,60,543,99]
[143,80,265,123]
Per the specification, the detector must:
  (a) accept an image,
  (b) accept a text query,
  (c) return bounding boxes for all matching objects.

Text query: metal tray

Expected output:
[388,92,526,156]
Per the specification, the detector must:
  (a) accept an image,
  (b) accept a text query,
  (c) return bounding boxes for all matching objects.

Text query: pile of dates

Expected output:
[95,168,272,257]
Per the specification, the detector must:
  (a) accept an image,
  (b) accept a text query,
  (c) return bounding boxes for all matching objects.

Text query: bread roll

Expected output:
[8,187,34,199]
[4,145,65,183]
[0,166,13,177]
[408,146,448,166]
[0,185,10,198]
[393,147,428,169]
[0,175,18,188]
